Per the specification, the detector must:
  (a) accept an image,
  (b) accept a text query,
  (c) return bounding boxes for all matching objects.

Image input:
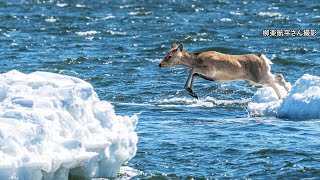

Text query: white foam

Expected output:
[45,17,57,23]
[104,14,116,20]
[107,30,127,36]
[76,31,100,36]
[229,11,244,16]
[127,11,152,16]
[156,97,214,108]
[0,70,138,179]
[116,166,143,180]
[205,97,249,106]
[248,74,320,119]
[144,58,162,63]
[56,3,68,8]
[220,18,232,22]
[155,96,249,108]
[76,4,86,8]
[257,12,282,17]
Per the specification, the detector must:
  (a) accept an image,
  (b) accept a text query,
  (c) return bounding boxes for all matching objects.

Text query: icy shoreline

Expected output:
[0,70,138,179]
[248,74,320,119]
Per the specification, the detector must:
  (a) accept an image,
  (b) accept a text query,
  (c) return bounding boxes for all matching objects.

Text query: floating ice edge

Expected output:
[248,74,320,119]
[0,70,138,179]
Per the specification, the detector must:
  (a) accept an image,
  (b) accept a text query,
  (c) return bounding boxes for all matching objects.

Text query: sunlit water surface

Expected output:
[0,0,319,179]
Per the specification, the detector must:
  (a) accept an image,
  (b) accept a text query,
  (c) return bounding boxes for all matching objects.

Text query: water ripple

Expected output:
[0,0,319,179]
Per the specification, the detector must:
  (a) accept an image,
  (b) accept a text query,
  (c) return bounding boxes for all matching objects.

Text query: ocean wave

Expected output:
[127,11,153,16]
[220,18,232,22]
[104,14,116,20]
[117,166,143,179]
[76,30,100,36]
[76,4,86,8]
[45,17,57,23]
[107,30,127,36]
[257,12,282,17]
[229,11,244,16]
[156,97,214,108]
[144,58,162,63]
[56,3,68,7]
[248,74,320,119]
[155,97,249,108]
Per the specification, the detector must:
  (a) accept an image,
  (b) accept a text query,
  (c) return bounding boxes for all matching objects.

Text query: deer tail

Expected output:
[259,54,273,65]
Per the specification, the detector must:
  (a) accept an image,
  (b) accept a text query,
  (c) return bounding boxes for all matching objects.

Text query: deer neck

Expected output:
[178,51,196,68]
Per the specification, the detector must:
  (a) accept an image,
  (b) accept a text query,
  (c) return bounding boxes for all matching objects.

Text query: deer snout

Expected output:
[159,63,162,68]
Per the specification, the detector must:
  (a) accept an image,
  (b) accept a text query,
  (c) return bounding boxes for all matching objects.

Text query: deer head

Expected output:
[159,43,183,68]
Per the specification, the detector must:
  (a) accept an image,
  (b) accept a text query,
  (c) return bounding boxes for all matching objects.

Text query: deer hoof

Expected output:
[189,91,198,99]
[185,88,198,99]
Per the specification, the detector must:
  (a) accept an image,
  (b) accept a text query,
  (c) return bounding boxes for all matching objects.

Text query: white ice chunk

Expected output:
[0,70,138,179]
[248,74,320,119]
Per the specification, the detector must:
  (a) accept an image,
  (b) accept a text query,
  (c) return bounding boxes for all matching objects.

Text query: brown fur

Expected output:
[159,43,289,99]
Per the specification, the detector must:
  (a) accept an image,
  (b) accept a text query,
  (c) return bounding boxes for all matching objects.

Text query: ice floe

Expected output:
[0,70,138,179]
[248,74,320,119]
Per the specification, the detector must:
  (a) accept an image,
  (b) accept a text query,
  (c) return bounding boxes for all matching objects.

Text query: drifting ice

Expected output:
[0,70,138,179]
[248,74,320,119]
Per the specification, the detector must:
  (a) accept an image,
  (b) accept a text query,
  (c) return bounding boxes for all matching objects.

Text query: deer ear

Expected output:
[177,43,183,53]
[172,42,178,48]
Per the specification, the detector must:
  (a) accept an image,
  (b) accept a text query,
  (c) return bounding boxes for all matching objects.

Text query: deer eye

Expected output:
[168,55,172,59]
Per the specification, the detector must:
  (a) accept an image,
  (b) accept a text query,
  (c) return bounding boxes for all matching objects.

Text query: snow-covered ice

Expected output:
[248,74,320,119]
[0,70,138,179]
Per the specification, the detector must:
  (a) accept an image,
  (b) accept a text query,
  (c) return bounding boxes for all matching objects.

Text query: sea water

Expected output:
[0,0,319,179]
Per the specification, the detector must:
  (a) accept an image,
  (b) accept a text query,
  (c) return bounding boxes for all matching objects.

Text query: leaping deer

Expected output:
[159,43,290,99]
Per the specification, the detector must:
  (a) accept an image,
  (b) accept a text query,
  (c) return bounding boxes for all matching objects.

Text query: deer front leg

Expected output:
[275,74,291,92]
[184,68,198,99]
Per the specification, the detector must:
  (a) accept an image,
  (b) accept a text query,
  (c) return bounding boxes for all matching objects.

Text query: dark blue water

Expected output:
[1,0,320,179]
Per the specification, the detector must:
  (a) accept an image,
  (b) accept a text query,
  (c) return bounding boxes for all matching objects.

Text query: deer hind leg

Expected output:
[270,83,282,99]
[184,68,198,99]
[274,74,290,92]
[265,73,282,99]
[258,72,283,99]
